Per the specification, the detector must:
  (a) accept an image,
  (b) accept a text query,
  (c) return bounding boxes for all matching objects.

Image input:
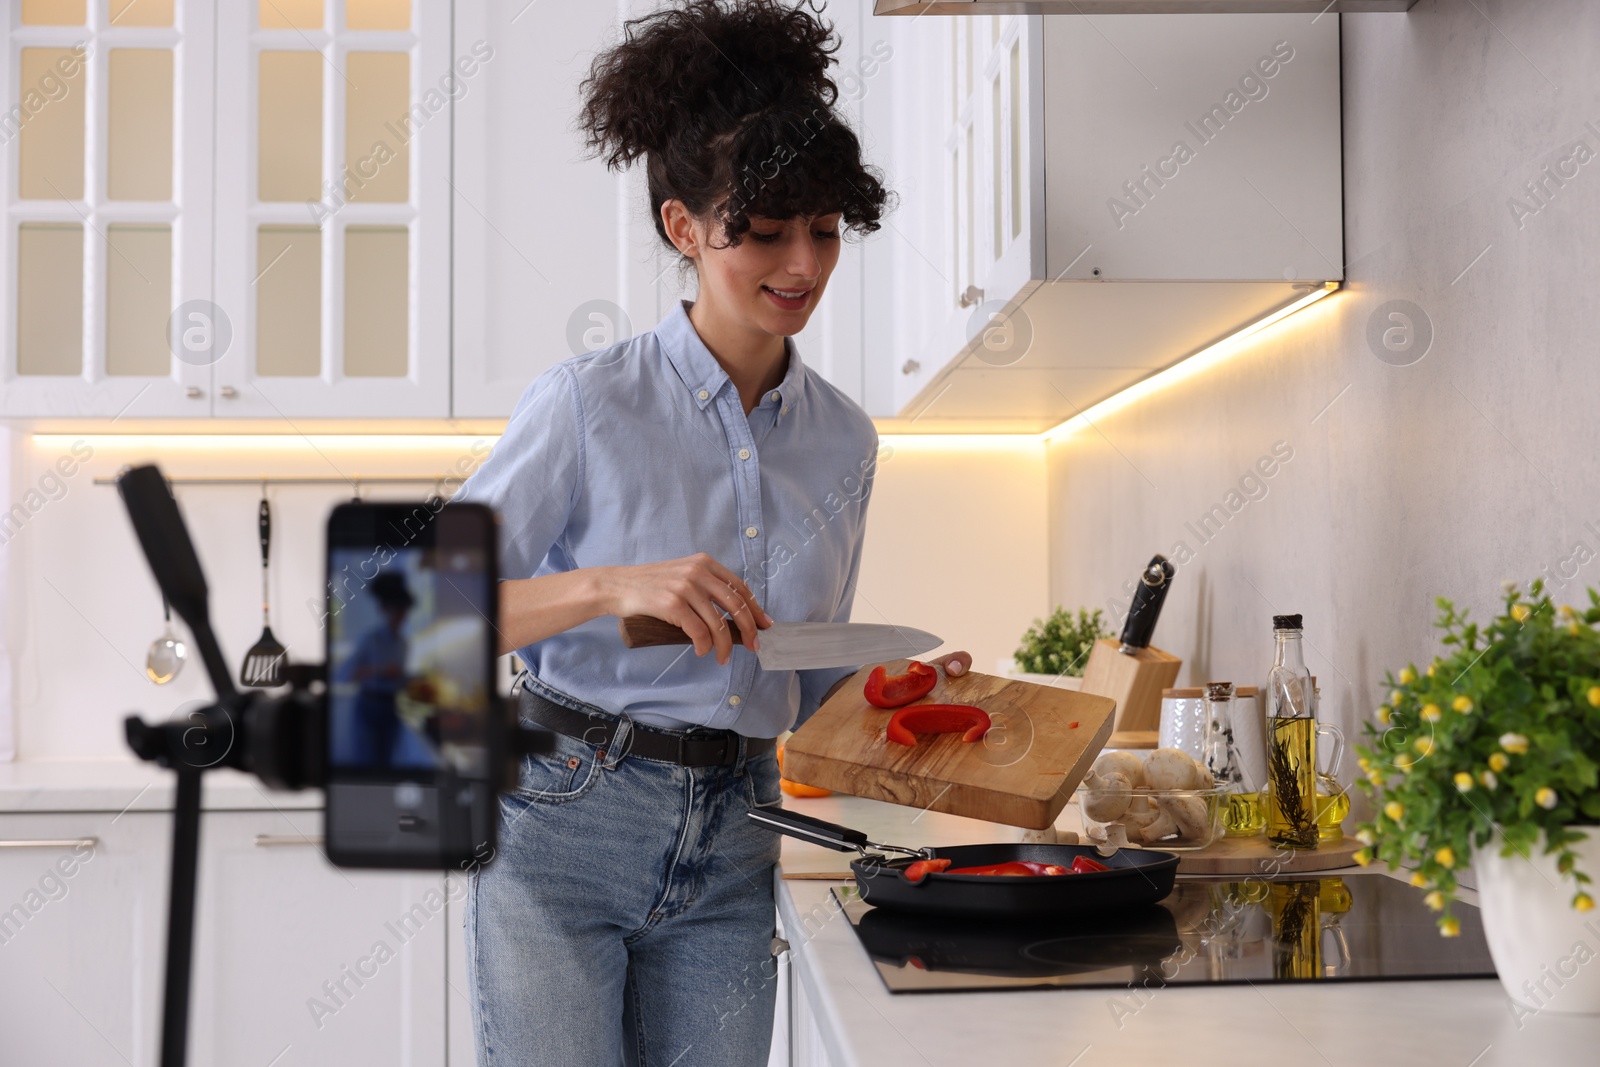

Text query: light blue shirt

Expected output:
[458,301,879,737]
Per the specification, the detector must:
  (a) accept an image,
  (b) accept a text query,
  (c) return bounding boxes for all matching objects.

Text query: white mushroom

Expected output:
[1139,809,1178,843]
[1092,751,1146,788]
[1121,794,1162,829]
[1158,794,1212,841]
[1081,771,1132,822]
[1143,747,1206,791]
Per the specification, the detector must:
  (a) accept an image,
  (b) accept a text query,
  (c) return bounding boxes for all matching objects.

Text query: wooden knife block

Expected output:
[1079,638,1182,734]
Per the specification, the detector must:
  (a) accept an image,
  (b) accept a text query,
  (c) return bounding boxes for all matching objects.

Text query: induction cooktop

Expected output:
[832,873,1497,995]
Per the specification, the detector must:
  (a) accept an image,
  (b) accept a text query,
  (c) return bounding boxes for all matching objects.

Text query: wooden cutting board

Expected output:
[1176,834,1362,875]
[782,662,1117,830]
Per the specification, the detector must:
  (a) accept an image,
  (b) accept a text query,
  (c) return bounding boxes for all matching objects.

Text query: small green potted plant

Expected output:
[1354,579,1600,1014]
[1004,606,1110,689]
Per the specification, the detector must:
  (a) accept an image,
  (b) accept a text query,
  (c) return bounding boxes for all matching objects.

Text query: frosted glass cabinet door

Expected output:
[211,1,451,417]
[0,4,216,416]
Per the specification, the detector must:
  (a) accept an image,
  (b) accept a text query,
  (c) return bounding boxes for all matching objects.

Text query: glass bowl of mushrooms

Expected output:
[1073,748,1225,852]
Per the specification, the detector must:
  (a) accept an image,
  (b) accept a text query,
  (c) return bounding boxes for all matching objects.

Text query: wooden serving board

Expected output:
[1176,834,1362,876]
[782,662,1117,830]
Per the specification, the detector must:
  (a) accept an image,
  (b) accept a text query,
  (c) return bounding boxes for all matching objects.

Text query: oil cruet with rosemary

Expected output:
[1265,614,1319,849]
[1205,682,1264,836]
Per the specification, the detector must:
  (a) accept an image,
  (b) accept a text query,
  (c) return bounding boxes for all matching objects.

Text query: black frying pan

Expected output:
[749,808,1179,918]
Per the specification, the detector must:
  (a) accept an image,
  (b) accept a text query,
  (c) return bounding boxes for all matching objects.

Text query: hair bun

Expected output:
[581,0,840,170]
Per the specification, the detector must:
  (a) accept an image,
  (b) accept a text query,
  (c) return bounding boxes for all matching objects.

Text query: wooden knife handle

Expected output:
[618,615,747,648]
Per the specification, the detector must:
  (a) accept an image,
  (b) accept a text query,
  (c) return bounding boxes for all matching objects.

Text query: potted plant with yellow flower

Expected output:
[1353,580,1600,1015]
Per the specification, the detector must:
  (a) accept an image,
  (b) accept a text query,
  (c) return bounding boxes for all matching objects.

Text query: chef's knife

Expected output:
[618,616,942,671]
[1118,553,1176,654]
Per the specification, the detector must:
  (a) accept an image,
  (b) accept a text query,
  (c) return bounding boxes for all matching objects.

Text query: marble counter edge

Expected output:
[0,762,322,813]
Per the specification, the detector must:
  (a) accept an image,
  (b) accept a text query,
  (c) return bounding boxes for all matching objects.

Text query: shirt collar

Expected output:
[656,300,807,414]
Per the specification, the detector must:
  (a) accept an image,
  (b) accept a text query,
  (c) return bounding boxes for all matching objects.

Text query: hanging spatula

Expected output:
[240,493,287,687]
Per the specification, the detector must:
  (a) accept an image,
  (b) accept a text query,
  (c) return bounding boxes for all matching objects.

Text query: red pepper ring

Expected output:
[885,704,991,747]
[863,660,939,709]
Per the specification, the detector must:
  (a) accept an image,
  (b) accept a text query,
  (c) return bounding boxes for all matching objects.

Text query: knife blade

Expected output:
[617,616,943,671]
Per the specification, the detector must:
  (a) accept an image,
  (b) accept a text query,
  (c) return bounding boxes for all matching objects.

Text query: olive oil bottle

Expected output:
[1205,682,1264,836]
[1265,615,1319,849]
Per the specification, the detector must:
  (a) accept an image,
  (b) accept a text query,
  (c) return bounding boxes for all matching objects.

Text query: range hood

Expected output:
[858,9,1346,432]
[875,1,1414,13]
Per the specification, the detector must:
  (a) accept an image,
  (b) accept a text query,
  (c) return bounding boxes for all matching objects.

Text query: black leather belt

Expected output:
[518,684,776,768]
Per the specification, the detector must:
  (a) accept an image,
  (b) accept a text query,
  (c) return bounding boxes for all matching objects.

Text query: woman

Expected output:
[459,3,970,1064]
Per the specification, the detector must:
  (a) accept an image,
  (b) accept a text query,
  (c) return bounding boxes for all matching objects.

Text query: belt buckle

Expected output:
[681,730,731,766]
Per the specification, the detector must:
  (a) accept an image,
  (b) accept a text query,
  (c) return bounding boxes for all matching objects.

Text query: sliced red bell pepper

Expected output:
[945,860,1072,877]
[1070,855,1110,874]
[863,661,939,708]
[902,857,952,883]
[885,704,990,747]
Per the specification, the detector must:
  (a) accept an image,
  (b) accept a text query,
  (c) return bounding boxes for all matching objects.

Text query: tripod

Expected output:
[116,464,547,1067]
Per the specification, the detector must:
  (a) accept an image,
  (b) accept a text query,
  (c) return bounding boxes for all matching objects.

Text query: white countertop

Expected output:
[0,760,322,813]
[772,795,1600,1067]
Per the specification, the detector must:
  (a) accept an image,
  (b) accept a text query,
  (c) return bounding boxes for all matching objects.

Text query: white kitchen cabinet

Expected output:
[0,806,446,1067]
[0,2,216,417]
[0,811,169,1066]
[788,953,836,1067]
[445,870,476,1065]
[450,0,679,420]
[869,12,1343,429]
[451,0,889,419]
[1,1,451,420]
[186,808,447,1066]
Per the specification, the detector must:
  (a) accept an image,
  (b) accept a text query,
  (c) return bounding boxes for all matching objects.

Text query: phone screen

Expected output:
[324,502,499,868]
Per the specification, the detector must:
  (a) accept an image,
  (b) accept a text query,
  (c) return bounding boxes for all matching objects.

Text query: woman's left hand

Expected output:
[927,650,972,677]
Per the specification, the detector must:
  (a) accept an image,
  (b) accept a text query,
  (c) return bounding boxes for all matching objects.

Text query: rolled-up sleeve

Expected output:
[457,365,585,580]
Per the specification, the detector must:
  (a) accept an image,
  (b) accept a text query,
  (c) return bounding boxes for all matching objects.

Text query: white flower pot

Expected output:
[995,658,1083,690]
[1474,826,1600,1017]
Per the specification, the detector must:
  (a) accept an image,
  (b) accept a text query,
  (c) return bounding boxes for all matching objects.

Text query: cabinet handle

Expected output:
[253,834,324,848]
[0,838,98,850]
[958,285,984,308]
[900,360,921,376]
[220,386,238,399]
[185,387,203,399]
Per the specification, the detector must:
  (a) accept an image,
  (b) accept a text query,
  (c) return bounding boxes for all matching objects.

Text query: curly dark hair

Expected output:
[578,0,889,250]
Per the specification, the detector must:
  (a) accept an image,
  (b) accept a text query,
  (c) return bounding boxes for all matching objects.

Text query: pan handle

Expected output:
[747,808,871,854]
[746,808,927,860]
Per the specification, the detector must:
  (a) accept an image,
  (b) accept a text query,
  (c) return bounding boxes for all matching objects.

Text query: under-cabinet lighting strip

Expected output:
[89,476,461,488]
[1038,281,1339,443]
[34,286,1335,451]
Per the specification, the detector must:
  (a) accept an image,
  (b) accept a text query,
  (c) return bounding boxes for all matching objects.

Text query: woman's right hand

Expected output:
[597,554,772,665]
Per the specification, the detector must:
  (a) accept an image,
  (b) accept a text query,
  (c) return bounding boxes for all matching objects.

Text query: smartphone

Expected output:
[324,502,500,869]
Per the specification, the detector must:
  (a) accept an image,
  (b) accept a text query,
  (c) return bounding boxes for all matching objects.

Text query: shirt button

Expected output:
[781,405,790,415]
[738,448,751,460]
[697,389,710,401]
[767,391,780,403]
[745,526,758,538]
[728,695,742,706]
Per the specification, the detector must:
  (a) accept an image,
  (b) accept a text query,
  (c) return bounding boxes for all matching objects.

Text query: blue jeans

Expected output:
[466,675,784,1066]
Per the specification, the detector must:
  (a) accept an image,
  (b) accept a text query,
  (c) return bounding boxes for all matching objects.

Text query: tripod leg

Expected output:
[159,766,202,1067]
